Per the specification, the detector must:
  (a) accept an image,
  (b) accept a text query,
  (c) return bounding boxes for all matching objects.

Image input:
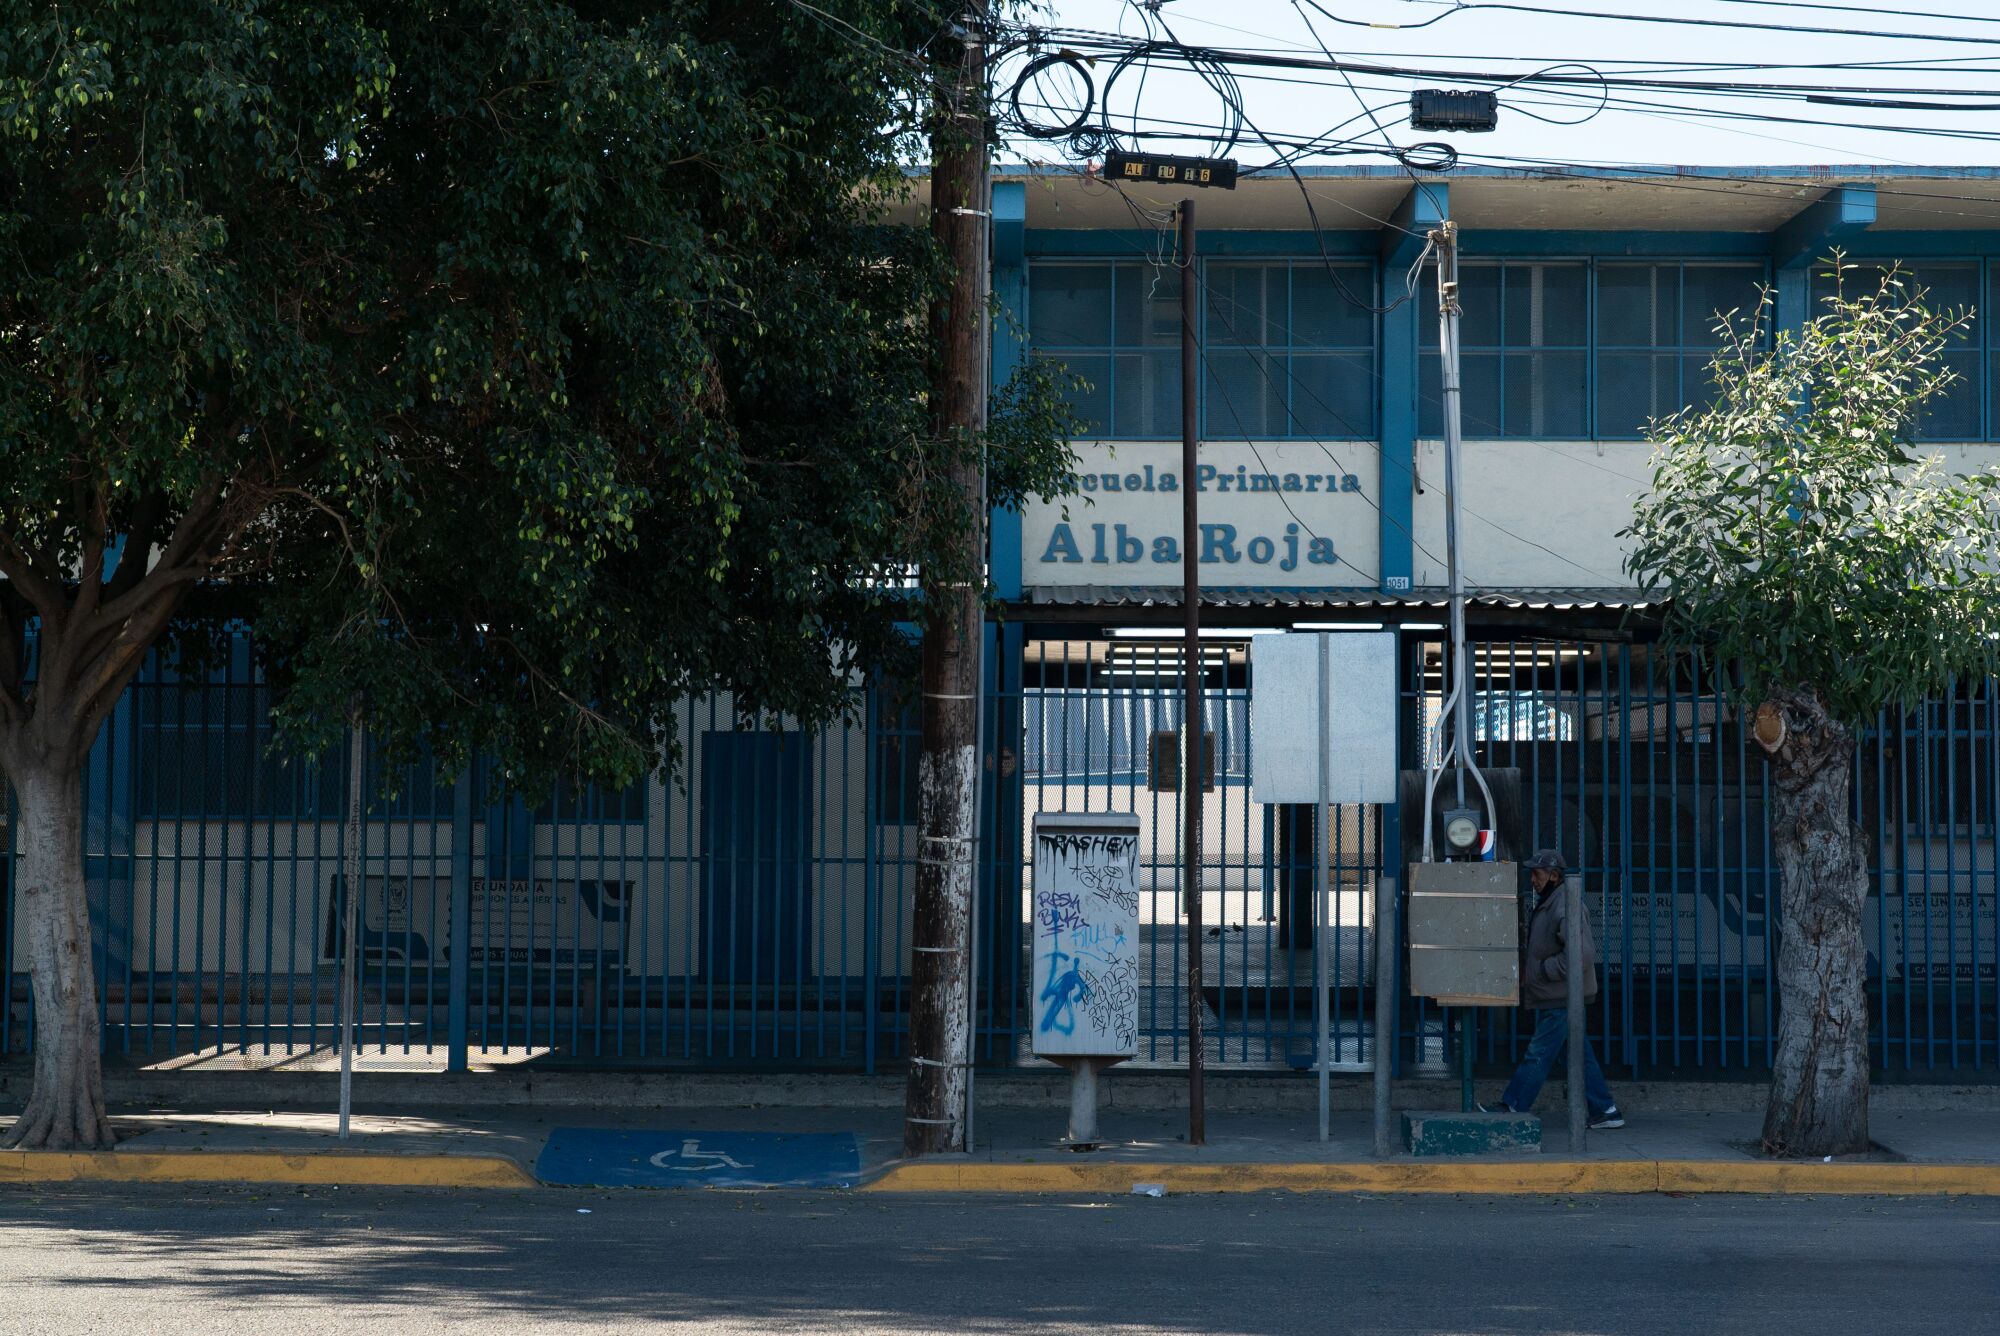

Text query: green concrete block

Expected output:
[1402,1109,1542,1156]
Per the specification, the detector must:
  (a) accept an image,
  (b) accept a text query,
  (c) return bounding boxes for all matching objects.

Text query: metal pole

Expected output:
[1460,1008,1475,1113]
[447,765,472,1074]
[1179,197,1205,1146]
[1372,874,1396,1156]
[1435,224,1471,814]
[339,715,363,1139]
[1437,223,1479,1116]
[1315,636,1331,1142]
[1567,875,1587,1154]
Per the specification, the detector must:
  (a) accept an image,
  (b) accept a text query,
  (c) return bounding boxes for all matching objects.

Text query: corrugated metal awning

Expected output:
[1021,585,1660,610]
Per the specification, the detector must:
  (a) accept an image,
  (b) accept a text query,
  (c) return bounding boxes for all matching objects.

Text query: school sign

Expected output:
[1019,442,1381,592]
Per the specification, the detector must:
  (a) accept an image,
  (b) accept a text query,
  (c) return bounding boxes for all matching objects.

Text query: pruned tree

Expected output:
[1625,258,2000,1156]
[0,1,1074,1149]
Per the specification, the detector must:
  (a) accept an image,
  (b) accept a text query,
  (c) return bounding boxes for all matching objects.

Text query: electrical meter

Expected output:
[1442,807,1481,853]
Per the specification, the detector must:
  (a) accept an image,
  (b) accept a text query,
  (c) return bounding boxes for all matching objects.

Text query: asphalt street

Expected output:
[1,1184,1995,1334]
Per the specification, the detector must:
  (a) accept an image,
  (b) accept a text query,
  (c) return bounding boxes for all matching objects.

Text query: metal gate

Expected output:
[1012,636,1386,1069]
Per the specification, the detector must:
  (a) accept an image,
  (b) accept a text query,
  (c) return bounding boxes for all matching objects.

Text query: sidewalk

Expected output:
[3,1099,1997,1195]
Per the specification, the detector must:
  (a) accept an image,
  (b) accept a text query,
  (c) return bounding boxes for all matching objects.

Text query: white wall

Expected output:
[1410,440,2000,592]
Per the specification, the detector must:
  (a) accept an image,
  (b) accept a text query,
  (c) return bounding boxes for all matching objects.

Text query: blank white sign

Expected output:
[1249,632,1398,805]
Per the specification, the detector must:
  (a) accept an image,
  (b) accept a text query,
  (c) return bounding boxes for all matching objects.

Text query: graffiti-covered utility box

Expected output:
[1407,860,1521,1006]
[1031,812,1142,1059]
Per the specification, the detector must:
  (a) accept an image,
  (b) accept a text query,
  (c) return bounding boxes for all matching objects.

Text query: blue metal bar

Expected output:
[448,765,472,1072]
[1948,689,1963,1067]
[1618,644,1635,1073]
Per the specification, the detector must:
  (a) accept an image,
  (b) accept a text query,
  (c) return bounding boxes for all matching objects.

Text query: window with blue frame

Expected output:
[1420,261,1587,438]
[1202,260,1376,438]
[1594,262,1768,438]
[1812,260,1982,440]
[1420,260,1769,440]
[1029,261,1182,438]
[1029,259,1377,439]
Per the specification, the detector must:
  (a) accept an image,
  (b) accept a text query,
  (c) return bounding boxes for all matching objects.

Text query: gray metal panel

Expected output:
[1406,861,1521,1006]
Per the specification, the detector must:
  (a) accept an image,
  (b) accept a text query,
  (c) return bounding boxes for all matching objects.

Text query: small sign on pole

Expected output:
[1249,632,1398,807]
[1032,812,1141,1147]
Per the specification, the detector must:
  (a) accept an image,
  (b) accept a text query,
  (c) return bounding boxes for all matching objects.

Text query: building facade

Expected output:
[15,166,2000,1084]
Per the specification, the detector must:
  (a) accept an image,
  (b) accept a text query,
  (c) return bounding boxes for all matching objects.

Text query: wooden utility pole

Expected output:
[905,3,989,1157]
[1179,199,1206,1146]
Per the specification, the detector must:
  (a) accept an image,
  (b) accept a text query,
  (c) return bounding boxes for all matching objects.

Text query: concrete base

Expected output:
[1062,1057,1113,1148]
[1402,1109,1542,1156]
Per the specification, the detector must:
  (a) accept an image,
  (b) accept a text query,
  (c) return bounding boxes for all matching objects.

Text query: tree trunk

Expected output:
[902,5,988,1157]
[1,758,113,1150]
[1761,685,1870,1157]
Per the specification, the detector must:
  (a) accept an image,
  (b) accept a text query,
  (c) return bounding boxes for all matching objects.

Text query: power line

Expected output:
[1710,0,2000,27]
[1371,0,2000,47]
[1001,22,2000,101]
[996,24,2000,174]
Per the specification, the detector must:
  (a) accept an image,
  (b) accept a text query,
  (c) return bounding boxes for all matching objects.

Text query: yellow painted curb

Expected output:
[1656,1161,2000,1196]
[865,1159,2000,1196]
[0,1150,537,1189]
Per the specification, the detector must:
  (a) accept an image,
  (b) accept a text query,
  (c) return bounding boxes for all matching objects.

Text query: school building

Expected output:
[18,165,2000,1086]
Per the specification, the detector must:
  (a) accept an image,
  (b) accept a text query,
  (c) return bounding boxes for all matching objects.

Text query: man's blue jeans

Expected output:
[1500,1008,1616,1116]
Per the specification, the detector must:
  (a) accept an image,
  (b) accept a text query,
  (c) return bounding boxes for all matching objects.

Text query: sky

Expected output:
[997,0,2000,169]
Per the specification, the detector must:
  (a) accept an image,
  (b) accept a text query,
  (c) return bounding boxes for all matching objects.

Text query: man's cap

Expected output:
[1523,849,1566,873]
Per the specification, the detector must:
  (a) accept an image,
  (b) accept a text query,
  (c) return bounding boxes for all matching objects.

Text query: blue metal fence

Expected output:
[5,627,1998,1079]
[1422,636,2000,1078]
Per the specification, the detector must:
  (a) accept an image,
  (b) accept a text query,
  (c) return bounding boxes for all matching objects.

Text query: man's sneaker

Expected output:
[1476,1102,1516,1115]
[1589,1107,1626,1129]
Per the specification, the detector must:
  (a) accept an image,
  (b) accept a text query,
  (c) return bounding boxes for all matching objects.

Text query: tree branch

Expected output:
[0,584,28,735]
[70,480,111,626]
[74,475,226,650]
[0,529,70,626]
[100,489,166,607]
[71,581,189,754]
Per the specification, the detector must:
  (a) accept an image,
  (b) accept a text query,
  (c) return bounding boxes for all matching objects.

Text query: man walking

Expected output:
[1481,849,1624,1128]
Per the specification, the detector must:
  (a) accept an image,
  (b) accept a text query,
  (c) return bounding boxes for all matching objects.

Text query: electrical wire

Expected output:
[1709,0,2000,27]
[1290,0,1406,157]
[995,30,2000,173]
[1408,1,2000,48]
[1003,22,2000,101]
[1140,4,1450,315]
[1013,53,2000,204]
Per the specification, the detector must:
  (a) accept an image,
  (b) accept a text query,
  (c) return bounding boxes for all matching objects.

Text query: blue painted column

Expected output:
[1772,183,1877,337]
[982,181,1029,1062]
[1378,183,1448,594]
[989,180,1028,600]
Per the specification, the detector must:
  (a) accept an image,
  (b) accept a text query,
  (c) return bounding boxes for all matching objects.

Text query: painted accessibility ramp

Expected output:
[534,1128,862,1189]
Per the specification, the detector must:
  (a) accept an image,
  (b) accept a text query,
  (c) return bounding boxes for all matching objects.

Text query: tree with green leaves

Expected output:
[1625,259,2000,1156]
[0,1,1074,1149]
